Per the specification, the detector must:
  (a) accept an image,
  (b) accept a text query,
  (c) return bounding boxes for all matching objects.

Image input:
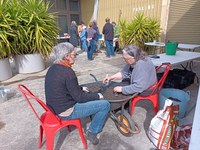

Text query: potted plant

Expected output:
[0,0,15,81]
[118,13,161,53]
[10,0,59,73]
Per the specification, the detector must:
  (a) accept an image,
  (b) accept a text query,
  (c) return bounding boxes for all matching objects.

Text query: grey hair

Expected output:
[71,21,77,26]
[122,45,146,61]
[53,42,74,61]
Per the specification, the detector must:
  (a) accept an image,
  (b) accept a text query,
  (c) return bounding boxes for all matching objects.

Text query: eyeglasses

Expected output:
[122,55,134,60]
[123,57,134,61]
[70,53,78,58]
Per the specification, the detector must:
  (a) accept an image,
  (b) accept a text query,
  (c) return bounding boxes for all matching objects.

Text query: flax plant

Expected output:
[18,0,59,59]
[119,13,161,52]
[0,0,15,59]
[5,0,27,56]
[1,0,59,59]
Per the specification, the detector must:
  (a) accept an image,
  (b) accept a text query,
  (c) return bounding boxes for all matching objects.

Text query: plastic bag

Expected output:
[148,99,179,149]
[171,124,192,150]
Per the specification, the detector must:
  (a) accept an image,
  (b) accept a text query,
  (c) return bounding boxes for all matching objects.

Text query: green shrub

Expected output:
[0,0,15,59]
[119,13,161,52]
[0,0,59,59]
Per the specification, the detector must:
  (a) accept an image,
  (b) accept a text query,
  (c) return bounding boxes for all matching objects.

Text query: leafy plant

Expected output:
[0,0,15,59]
[0,0,59,59]
[118,13,161,52]
[17,0,59,59]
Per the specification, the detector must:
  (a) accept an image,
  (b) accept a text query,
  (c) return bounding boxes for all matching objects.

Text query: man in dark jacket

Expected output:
[45,42,110,145]
[102,17,115,57]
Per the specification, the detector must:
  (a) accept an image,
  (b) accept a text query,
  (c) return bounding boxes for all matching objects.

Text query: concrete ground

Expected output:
[0,49,199,150]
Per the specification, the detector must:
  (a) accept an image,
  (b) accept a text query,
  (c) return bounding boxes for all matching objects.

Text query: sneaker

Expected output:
[85,130,99,145]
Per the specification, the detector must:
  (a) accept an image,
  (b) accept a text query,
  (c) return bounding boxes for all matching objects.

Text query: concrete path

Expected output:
[0,50,199,150]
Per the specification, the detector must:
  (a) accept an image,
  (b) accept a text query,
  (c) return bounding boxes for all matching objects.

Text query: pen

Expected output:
[106,74,109,85]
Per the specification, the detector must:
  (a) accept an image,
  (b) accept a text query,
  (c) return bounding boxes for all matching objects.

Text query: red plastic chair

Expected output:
[130,63,171,116]
[18,84,87,150]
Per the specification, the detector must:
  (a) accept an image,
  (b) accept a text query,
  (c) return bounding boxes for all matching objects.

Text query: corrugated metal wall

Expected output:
[81,0,94,25]
[166,0,200,44]
[80,0,200,44]
[97,0,162,32]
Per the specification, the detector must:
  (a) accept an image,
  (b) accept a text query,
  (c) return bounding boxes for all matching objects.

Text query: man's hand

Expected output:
[98,93,104,99]
[103,74,110,84]
[82,86,90,92]
[113,86,122,93]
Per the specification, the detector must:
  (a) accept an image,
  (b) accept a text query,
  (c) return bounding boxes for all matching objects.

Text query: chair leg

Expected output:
[38,125,43,148]
[67,126,71,132]
[45,130,55,150]
[131,95,159,116]
[130,98,138,116]
[76,124,87,149]
[152,95,158,113]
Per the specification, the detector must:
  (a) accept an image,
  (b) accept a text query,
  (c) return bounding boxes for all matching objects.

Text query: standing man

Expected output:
[102,17,115,58]
[86,22,96,60]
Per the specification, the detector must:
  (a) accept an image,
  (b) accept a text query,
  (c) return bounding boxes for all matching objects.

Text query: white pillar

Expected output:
[189,85,200,150]
[160,0,170,42]
[93,0,98,21]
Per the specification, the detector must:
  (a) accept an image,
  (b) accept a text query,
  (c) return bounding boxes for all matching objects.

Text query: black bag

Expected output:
[157,69,196,89]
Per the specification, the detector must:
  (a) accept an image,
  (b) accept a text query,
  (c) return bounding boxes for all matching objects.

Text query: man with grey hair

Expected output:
[45,42,110,145]
[103,44,157,95]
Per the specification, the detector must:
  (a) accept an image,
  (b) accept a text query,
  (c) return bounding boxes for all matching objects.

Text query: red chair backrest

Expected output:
[18,84,60,125]
[148,63,171,95]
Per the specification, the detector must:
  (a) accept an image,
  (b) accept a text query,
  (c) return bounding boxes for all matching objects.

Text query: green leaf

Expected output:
[119,13,161,52]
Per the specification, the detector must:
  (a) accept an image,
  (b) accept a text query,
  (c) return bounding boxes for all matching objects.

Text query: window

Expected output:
[70,14,79,24]
[57,0,67,10]
[69,0,79,11]
[58,15,68,36]
[46,0,80,35]
[49,0,56,9]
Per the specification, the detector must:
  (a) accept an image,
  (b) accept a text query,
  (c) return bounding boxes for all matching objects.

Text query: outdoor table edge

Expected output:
[107,92,139,103]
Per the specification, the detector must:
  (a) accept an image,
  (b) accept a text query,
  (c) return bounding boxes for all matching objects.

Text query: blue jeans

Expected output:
[87,40,95,60]
[81,40,88,51]
[59,100,110,134]
[105,40,115,57]
[93,41,97,52]
[96,40,100,50]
